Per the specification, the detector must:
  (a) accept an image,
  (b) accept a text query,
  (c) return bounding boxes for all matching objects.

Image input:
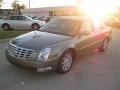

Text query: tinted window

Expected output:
[93,22,106,31]
[10,16,19,20]
[40,18,81,36]
[81,21,93,33]
[19,16,30,20]
[19,16,26,20]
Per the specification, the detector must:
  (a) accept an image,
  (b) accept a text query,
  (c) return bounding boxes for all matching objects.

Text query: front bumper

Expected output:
[5,50,58,71]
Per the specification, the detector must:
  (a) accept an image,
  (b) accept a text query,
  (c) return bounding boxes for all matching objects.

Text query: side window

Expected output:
[93,22,106,31]
[81,21,93,33]
[4,16,10,20]
[10,16,19,20]
[19,16,26,20]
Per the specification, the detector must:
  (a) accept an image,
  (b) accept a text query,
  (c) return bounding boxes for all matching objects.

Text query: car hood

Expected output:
[32,19,46,25]
[11,31,71,50]
[34,19,46,23]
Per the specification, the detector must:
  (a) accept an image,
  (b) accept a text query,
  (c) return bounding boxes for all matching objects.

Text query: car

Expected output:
[103,16,120,28]
[0,16,3,19]
[0,15,46,31]
[5,16,112,74]
[40,16,55,22]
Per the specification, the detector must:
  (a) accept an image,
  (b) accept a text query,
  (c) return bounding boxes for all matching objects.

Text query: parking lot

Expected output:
[0,29,120,90]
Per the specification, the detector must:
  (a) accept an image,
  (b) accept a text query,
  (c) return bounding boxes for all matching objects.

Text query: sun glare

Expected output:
[79,0,119,23]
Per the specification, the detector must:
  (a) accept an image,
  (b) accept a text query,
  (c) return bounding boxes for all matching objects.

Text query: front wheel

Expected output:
[57,50,74,74]
[99,38,109,52]
[32,24,40,30]
[2,24,10,31]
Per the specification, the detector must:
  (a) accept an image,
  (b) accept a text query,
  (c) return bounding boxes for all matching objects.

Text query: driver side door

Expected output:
[7,16,19,29]
[75,20,96,55]
[18,16,31,29]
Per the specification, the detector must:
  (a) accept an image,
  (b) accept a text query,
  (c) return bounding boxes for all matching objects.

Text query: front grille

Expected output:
[8,42,34,59]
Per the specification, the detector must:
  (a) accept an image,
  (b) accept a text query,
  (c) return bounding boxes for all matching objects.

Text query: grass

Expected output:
[0,31,29,40]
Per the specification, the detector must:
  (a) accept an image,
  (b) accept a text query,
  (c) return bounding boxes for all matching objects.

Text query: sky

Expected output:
[2,0,77,9]
[2,0,120,9]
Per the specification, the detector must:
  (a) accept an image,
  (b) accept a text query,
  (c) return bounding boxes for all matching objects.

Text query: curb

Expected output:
[0,38,10,44]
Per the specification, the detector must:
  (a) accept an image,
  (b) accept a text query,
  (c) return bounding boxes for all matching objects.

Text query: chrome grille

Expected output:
[8,42,34,59]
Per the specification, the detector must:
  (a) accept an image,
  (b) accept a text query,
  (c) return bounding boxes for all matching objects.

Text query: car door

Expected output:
[92,24,111,49]
[75,20,96,55]
[18,16,33,29]
[6,16,19,29]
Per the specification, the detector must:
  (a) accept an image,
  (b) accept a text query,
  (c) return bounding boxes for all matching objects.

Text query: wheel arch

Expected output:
[2,23,10,28]
[105,34,112,42]
[31,23,40,27]
[59,47,76,60]
[56,47,76,74]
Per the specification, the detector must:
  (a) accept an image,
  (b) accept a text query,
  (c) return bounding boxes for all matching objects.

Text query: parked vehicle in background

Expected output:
[0,16,3,20]
[5,16,112,74]
[103,16,120,28]
[30,16,41,20]
[31,16,55,23]
[0,15,46,31]
[40,16,55,22]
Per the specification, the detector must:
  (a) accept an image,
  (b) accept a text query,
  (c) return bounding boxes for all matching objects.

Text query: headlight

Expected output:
[37,48,51,62]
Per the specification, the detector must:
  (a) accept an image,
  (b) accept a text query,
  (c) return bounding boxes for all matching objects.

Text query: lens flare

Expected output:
[79,0,119,23]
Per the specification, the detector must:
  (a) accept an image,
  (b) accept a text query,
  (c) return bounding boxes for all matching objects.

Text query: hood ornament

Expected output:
[33,30,41,38]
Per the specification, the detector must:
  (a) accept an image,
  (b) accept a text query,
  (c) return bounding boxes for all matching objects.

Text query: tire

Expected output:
[2,24,10,31]
[99,38,109,52]
[57,50,74,74]
[32,24,40,30]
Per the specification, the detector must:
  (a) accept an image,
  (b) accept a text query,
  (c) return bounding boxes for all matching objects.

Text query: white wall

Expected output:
[23,12,49,16]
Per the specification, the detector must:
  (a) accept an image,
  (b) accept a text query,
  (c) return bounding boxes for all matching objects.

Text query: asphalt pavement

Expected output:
[0,29,120,90]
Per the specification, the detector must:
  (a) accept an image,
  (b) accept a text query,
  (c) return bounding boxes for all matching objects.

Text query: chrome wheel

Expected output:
[3,24,10,31]
[103,39,108,50]
[57,50,74,74]
[62,53,73,71]
[99,38,109,52]
[32,24,40,30]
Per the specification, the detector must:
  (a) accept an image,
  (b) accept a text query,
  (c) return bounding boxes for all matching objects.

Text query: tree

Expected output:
[17,4,26,15]
[11,0,26,15]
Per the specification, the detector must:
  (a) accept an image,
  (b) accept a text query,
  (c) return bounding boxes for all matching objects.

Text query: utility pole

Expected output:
[13,0,19,15]
[29,0,30,14]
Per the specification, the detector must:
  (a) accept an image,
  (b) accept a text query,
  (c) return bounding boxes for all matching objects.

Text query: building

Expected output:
[0,9,15,16]
[22,6,81,16]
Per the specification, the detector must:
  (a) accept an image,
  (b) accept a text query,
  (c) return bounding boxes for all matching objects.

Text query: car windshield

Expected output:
[40,18,81,36]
